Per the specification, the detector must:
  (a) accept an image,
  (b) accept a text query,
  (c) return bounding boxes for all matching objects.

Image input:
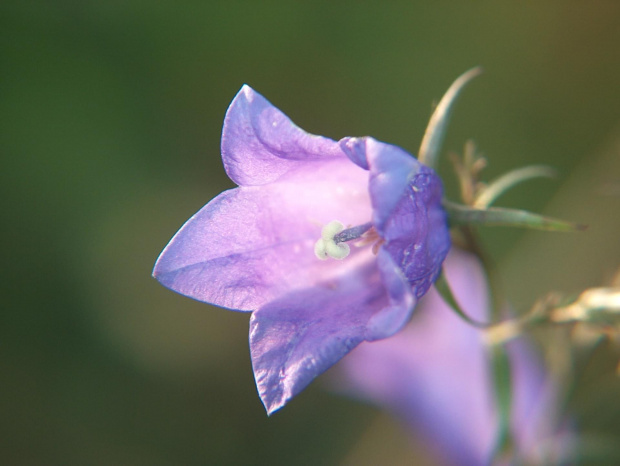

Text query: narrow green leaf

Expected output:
[418,67,483,169]
[474,165,557,209]
[434,272,492,328]
[444,200,586,232]
[490,345,514,462]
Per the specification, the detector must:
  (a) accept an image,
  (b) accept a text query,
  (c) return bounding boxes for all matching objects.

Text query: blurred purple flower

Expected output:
[336,248,570,465]
[153,86,450,414]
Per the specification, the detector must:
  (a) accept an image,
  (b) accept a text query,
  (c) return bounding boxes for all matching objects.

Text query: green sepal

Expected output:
[434,272,492,328]
[444,200,586,232]
[474,165,557,208]
[418,67,483,169]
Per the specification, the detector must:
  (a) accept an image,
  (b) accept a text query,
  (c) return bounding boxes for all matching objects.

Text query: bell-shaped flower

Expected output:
[336,248,571,465]
[153,86,450,414]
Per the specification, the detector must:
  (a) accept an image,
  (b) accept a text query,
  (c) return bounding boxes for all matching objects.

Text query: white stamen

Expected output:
[314,220,351,260]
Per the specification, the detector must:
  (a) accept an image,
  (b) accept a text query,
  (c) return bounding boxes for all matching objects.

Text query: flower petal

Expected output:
[339,137,419,231]
[365,249,416,340]
[338,136,369,170]
[249,260,389,414]
[153,157,372,311]
[222,85,345,187]
[381,170,449,298]
[337,249,560,465]
[339,136,450,298]
[340,249,495,464]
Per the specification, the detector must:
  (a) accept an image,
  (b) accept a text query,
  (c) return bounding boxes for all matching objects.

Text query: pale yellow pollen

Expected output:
[314,221,351,260]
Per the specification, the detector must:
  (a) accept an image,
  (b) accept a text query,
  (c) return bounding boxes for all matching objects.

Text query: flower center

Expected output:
[314,221,377,260]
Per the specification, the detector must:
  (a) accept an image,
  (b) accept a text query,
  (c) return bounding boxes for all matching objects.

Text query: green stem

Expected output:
[458,224,513,462]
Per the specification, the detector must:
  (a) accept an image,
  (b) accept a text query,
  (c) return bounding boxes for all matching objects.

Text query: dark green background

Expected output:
[2,2,620,464]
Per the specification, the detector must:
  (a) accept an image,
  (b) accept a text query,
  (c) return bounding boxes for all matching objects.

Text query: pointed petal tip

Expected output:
[238,83,255,99]
[264,400,284,417]
[151,250,166,280]
[151,263,167,283]
[226,85,259,112]
[257,378,289,416]
[338,136,370,169]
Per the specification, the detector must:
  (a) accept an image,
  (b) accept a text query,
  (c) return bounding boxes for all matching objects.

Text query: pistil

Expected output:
[333,222,373,244]
[314,221,376,261]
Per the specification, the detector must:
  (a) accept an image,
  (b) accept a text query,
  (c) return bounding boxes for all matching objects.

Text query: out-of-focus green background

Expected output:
[2,2,619,464]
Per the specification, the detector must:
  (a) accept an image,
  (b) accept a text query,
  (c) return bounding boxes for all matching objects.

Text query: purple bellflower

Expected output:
[336,248,570,465]
[153,86,450,414]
